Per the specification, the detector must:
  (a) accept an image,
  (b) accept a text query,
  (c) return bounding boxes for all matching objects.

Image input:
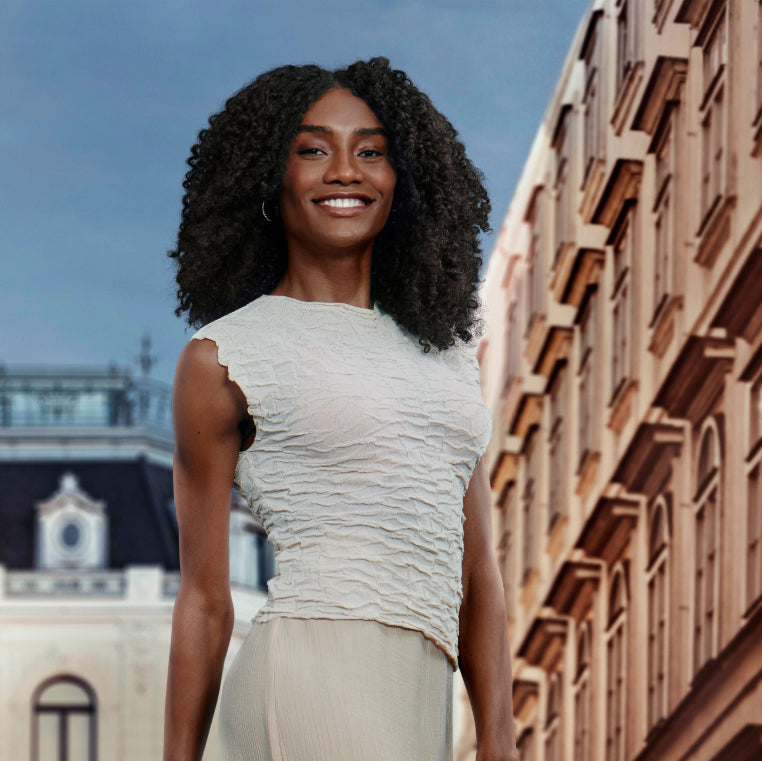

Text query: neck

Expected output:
[271,245,373,308]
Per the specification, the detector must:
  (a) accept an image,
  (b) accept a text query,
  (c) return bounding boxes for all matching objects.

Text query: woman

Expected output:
[164,58,517,761]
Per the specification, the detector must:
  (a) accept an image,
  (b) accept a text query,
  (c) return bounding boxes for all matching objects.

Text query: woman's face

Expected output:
[278,87,397,257]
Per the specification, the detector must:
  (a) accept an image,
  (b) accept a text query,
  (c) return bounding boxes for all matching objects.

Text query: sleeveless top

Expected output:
[192,295,491,666]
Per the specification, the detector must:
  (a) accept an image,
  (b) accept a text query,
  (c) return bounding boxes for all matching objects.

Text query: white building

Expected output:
[0,364,272,761]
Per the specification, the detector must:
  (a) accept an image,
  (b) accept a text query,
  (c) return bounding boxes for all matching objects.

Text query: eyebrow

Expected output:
[297,125,388,138]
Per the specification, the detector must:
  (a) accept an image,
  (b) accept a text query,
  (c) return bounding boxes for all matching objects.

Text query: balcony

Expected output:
[0,367,171,432]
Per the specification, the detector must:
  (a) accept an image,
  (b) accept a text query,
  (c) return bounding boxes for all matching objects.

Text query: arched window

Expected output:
[606,568,627,761]
[544,671,562,761]
[647,497,670,730]
[33,676,96,761]
[694,419,721,675]
[573,622,592,761]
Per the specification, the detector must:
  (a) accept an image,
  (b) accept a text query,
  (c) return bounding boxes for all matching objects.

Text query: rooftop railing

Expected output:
[0,367,172,433]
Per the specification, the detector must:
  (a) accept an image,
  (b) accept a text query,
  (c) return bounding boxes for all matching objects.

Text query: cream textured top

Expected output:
[192,295,491,665]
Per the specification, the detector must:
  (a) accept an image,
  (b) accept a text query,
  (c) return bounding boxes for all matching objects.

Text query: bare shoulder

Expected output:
[173,338,248,439]
[176,336,228,381]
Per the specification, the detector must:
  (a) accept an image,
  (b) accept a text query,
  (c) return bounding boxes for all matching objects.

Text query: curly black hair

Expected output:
[169,57,490,351]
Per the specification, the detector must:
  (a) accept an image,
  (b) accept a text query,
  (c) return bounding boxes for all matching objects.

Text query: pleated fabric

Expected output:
[219,618,453,761]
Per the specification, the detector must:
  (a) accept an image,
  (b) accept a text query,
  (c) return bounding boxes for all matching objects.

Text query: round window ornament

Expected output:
[60,520,82,549]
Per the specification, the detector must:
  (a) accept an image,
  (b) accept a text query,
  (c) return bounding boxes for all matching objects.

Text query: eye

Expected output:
[296,147,326,156]
[358,149,384,159]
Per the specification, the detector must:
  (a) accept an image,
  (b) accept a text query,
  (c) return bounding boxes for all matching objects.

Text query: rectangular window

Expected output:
[747,374,762,609]
[647,555,667,728]
[701,86,725,221]
[522,431,539,579]
[748,464,762,608]
[616,0,638,97]
[548,366,568,528]
[654,198,671,314]
[506,300,521,390]
[703,12,727,95]
[578,292,598,470]
[751,375,762,447]
[612,290,628,399]
[611,207,634,401]
[694,488,718,673]
[498,484,516,618]
[573,675,590,761]
[526,191,546,335]
[606,621,626,761]
[700,8,727,225]
[653,112,675,319]
[554,114,573,267]
[582,13,604,187]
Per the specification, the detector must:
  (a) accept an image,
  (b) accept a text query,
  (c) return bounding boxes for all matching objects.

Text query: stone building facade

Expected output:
[0,364,272,760]
[463,0,762,759]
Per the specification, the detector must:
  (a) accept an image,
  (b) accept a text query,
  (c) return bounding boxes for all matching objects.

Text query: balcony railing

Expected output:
[0,367,172,433]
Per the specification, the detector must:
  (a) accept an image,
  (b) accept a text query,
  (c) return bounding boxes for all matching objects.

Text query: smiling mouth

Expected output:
[315,196,372,209]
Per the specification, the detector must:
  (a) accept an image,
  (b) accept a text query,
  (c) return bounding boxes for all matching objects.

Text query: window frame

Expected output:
[698,5,728,229]
[582,13,604,187]
[573,622,592,761]
[525,189,547,336]
[522,428,540,580]
[615,0,639,98]
[606,569,628,761]
[746,372,762,611]
[505,298,522,393]
[646,497,670,731]
[497,481,517,619]
[548,363,569,529]
[693,419,722,677]
[33,676,97,761]
[578,289,599,472]
[554,111,574,267]
[652,106,677,322]
[544,671,563,761]
[610,203,636,403]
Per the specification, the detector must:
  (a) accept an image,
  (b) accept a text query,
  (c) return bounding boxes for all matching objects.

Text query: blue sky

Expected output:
[1,0,589,383]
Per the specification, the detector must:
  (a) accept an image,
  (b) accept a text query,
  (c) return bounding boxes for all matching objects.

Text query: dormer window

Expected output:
[35,473,108,570]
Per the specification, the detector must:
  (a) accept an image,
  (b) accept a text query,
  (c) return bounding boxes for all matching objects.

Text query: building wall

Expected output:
[465,1,762,759]
[0,565,266,761]
[0,367,272,761]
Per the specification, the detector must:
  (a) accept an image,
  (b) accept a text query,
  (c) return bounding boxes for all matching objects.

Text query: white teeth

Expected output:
[320,197,366,208]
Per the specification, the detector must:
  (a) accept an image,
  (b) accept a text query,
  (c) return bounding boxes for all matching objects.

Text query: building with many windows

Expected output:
[0,357,273,761]
[459,0,762,759]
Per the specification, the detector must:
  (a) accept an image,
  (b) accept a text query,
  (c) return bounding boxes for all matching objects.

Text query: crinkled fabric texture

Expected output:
[192,295,491,666]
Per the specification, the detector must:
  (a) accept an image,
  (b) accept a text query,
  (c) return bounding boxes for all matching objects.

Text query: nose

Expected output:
[323,147,363,185]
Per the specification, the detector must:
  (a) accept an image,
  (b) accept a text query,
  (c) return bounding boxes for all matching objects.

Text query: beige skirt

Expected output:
[219,617,453,761]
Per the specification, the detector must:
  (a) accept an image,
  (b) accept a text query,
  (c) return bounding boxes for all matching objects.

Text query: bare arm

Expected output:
[163,338,248,761]
[458,458,518,761]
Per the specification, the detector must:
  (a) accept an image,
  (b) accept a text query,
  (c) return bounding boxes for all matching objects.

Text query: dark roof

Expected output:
[0,458,178,570]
